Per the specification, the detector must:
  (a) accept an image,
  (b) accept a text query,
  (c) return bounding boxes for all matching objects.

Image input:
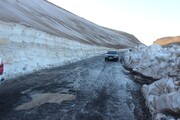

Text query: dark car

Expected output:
[105,51,119,61]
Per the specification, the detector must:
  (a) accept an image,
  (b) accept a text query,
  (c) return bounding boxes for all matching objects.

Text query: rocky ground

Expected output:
[0,54,151,120]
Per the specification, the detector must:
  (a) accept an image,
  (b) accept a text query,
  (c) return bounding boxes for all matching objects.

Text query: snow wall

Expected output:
[122,44,180,120]
[0,21,111,80]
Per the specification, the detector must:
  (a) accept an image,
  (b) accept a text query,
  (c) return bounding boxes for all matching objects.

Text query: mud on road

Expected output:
[0,54,151,120]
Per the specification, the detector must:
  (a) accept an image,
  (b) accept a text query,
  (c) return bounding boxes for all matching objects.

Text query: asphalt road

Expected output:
[0,54,151,120]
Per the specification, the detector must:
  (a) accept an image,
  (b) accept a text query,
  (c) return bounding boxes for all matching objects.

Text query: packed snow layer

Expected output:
[0,0,140,48]
[122,44,180,119]
[0,21,113,80]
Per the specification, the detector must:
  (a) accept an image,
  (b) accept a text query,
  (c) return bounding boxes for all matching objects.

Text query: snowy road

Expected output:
[0,54,151,120]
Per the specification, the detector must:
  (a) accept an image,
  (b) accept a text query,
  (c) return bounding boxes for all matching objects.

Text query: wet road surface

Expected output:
[0,54,151,120]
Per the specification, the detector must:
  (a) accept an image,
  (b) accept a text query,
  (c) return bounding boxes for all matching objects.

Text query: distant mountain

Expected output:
[0,0,140,48]
[154,36,180,46]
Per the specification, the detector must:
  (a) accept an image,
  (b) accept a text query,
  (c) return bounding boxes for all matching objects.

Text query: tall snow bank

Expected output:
[0,21,112,80]
[123,44,180,80]
[122,44,180,119]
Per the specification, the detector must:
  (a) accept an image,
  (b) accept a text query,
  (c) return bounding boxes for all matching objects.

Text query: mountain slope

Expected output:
[154,36,180,46]
[0,0,141,80]
[0,0,140,48]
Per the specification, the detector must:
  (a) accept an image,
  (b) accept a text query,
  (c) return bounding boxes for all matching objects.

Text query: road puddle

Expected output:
[15,93,76,110]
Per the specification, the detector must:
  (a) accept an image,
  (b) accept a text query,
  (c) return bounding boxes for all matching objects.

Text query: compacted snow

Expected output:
[0,21,114,80]
[122,44,180,119]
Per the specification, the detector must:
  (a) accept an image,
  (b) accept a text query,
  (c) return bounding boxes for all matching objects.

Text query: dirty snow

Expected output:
[0,21,116,81]
[122,44,180,119]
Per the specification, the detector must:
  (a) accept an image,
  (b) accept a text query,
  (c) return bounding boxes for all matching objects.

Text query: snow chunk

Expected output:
[142,78,180,119]
[122,44,180,119]
[123,44,179,81]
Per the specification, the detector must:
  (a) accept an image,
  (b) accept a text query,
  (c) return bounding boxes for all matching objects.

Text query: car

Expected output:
[105,51,119,61]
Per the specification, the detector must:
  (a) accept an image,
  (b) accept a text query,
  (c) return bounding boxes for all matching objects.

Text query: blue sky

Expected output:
[48,0,180,45]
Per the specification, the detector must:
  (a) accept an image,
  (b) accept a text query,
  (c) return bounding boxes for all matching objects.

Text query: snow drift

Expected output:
[122,44,180,119]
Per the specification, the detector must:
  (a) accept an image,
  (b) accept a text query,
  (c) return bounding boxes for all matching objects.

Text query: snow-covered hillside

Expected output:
[122,44,180,120]
[0,0,140,49]
[0,0,140,80]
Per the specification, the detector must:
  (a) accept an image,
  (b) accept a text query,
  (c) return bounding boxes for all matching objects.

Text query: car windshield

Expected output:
[107,51,117,54]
